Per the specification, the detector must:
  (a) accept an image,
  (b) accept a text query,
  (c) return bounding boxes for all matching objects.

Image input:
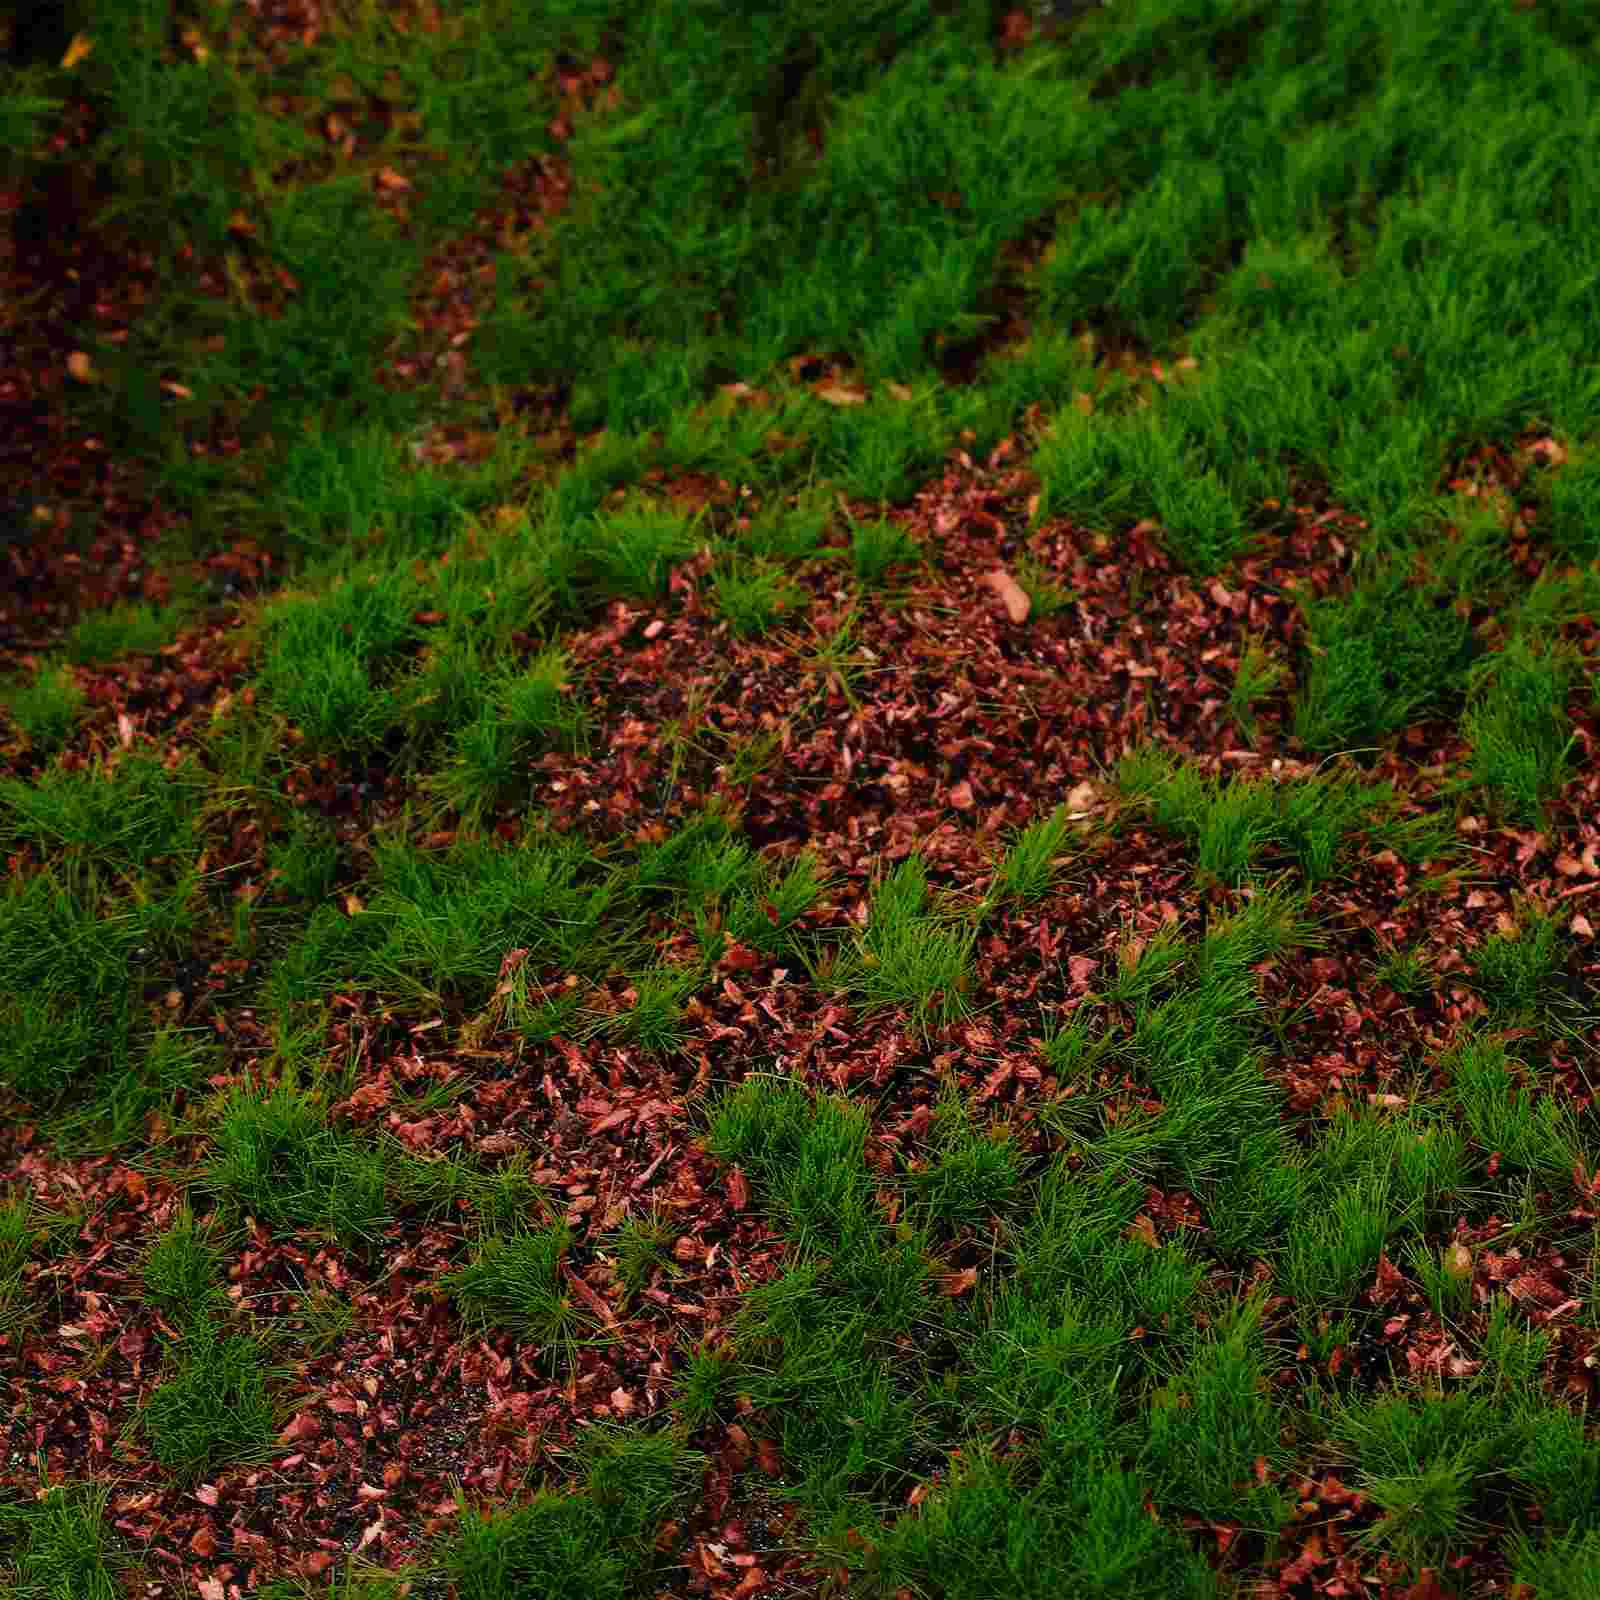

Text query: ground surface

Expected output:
[1,3,1599,1598]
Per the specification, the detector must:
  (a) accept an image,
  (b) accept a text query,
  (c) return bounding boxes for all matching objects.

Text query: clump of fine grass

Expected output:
[584,491,707,602]
[707,555,808,638]
[1097,890,1309,1202]
[727,847,832,950]
[1444,1030,1581,1183]
[1114,747,1390,885]
[1326,1391,1506,1568]
[420,642,591,824]
[740,482,834,564]
[1011,547,1078,620]
[1509,1529,1600,1600]
[843,511,923,589]
[1468,899,1570,1016]
[1292,569,1479,753]
[430,1425,701,1600]
[906,1090,1026,1236]
[622,808,831,967]
[141,1197,231,1327]
[602,1206,675,1308]
[262,824,625,1019]
[981,801,1079,911]
[1315,1369,1600,1576]
[194,1074,396,1252]
[1034,1008,1119,1085]
[1371,940,1435,999]
[254,1566,410,1600]
[433,1220,588,1358]
[0,663,85,752]
[1532,442,1600,565]
[266,815,343,904]
[1281,1172,1398,1310]
[1462,633,1578,824]
[0,745,205,871]
[718,724,785,787]
[0,1482,143,1600]
[697,1081,939,1508]
[250,558,435,753]
[61,597,189,666]
[1139,1295,1294,1530]
[705,1077,882,1253]
[1228,634,1290,741]
[283,1286,360,1357]
[0,1192,40,1335]
[817,853,978,1038]
[136,1311,286,1483]
[579,960,704,1055]
[0,864,196,1113]
[0,1186,78,1335]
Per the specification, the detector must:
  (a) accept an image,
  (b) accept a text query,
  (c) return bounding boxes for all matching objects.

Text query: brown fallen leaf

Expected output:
[938,1266,978,1296]
[1063,779,1100,819]
[982,568,1031,624]
[562,1261,622,1330]
[1126,1214,1160,1249]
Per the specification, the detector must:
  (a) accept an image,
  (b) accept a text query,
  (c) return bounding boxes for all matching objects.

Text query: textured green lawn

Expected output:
[1,3,1599,1597]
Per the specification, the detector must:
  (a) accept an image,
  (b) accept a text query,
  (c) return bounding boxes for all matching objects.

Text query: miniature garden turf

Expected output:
[2,0,1600,1596]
